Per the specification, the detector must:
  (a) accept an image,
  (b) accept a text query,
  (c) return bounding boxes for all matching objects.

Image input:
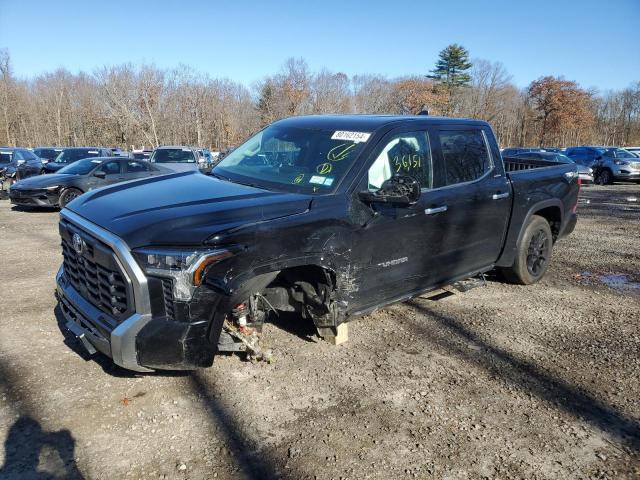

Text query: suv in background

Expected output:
[33,147,64,166]
[565,146,640,184]
[149,146,205,173]
[0,147,46,183]
[44,147,113,173]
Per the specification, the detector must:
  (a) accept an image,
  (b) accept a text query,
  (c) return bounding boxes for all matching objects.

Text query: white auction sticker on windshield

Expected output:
[91,160,102,163]
[331,131,371,143]
[309,175,326,184]
[88,150,99,154]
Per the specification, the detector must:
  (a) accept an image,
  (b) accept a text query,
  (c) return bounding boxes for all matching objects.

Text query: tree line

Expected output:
[1,45,639,150]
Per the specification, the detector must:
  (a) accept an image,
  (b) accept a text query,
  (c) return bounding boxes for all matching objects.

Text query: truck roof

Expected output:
[274,114,490,131]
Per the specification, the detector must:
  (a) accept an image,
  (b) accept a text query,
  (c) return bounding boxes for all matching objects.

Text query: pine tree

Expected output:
[428,44,472,89]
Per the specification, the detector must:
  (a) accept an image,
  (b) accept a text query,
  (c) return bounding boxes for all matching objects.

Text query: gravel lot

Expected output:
[0,183,638,480]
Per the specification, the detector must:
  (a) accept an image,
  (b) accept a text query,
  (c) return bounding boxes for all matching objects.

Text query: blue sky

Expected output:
[1,0,638,92]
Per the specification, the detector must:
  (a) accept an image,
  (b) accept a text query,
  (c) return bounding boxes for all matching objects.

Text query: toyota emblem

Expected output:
[72,233,84,255]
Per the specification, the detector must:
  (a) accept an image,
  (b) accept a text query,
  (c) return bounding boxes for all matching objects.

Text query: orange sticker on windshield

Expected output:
[316,162,332,174]
[327,143,357,162]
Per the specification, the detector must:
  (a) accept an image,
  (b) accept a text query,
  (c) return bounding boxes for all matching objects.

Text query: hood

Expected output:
[12,173,75,189]
[67,171,312,248]
[152,162,199,173]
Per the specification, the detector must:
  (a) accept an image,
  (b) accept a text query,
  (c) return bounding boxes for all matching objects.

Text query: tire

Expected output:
[501,215,553,285]
[58,188,83,208]
[599,169,613,185]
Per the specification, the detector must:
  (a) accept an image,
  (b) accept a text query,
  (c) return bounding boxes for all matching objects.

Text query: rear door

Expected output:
[425,125,511,281]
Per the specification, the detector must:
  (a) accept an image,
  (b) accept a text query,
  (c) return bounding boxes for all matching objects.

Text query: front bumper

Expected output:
[578,173,593,184]
[9,188,60,207]
[55,209,220,371]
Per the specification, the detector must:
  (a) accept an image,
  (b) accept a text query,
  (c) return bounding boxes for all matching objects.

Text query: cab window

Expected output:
[438,130,492,185]
[367,131,432,191]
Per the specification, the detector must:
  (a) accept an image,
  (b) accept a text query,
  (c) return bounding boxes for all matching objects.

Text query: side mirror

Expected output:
[359,175,421,207]
[94,171,106,179]
[595,155,603,161]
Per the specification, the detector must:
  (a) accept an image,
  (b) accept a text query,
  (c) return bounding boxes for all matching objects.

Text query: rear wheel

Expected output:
[59,188,82,208]
[501,215,553,285]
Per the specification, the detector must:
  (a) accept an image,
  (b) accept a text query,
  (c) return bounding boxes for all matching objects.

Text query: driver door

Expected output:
[352,127,447,309]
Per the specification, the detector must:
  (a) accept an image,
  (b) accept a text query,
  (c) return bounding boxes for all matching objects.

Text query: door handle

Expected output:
[424,205,448,215]
[492,192,510,200]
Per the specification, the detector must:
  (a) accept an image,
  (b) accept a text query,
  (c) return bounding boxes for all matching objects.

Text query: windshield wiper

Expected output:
[211,172,260,188]
[211,172,232,182]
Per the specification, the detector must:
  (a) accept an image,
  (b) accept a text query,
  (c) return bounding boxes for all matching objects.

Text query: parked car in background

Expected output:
[566,146,640,184]
[0,147,46,183]
[625,146,640,157]
[197,148,215,173]
[501,147,546,156]
[511,151,593,184]
[132,149,152,160]
[33,147,64,165]
[9,157,170,208]
[44,147,114,173]
[148,146,205,173]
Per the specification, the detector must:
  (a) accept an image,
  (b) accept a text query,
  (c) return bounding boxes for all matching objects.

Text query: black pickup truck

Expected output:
[55,115,579,371]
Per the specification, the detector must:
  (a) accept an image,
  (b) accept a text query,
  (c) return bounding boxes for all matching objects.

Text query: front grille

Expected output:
[11,188,45,196]
[162,279,175,321]
[60,222,133,321]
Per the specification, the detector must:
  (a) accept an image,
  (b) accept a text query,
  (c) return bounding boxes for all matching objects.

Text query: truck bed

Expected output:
[495,157,579,268]
[503,156,567,172]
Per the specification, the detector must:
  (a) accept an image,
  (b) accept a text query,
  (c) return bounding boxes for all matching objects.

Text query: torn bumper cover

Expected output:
[55,209,224,372]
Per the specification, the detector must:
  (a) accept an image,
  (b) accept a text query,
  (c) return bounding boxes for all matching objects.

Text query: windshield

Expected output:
[0,151,13,164]
[57,158,103,175]
[214,125,369,193]
[150,149,196,163]
[34,148,62,160]
[604,148,635,158]
[55,149,101,164]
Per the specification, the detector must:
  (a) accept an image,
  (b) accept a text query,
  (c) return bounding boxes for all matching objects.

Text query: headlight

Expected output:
[46,185,60,192]
[614,160,629,166]
[133,247,234,301]
[41,159,49,164]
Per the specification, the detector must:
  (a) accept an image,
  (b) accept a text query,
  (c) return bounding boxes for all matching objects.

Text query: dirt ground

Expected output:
[0,183,638,480]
